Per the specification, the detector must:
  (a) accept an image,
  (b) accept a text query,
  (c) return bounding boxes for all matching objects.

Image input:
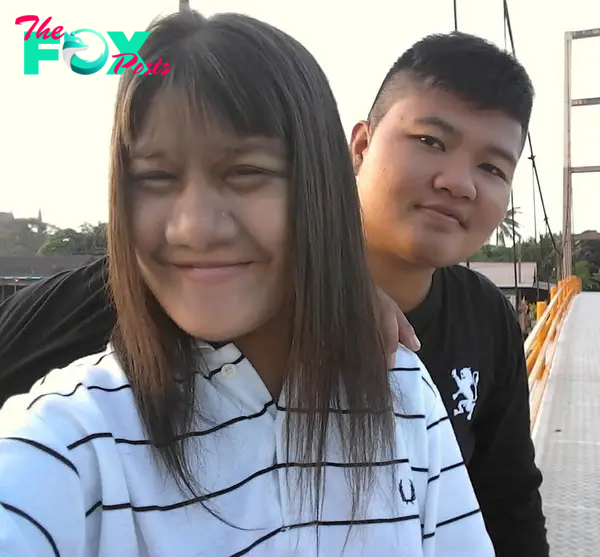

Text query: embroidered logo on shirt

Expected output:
[398,479,416,504]
[451,367,479,421]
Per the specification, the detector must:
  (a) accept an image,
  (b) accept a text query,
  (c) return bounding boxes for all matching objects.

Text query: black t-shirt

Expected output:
[408,265,505,465]
[0,256,115,405]
[0,260,548,556]
[407,265,548,557]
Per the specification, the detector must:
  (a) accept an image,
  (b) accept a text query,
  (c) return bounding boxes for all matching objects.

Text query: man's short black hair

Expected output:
[369,32,535,133]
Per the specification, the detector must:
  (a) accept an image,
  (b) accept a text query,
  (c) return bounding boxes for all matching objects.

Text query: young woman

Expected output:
[0,11,494,557]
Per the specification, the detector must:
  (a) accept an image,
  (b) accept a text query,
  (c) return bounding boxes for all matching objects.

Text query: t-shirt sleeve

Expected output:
[0,257,113,406]
[0,408,86,557]
[419,368,495,557]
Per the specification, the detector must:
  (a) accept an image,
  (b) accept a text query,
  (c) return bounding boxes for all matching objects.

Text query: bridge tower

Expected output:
[563,28,600,277]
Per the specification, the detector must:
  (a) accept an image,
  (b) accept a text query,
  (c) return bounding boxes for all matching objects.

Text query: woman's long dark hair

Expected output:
[108,10,395,519]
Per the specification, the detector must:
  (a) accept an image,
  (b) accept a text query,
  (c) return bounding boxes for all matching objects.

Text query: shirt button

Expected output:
[221,363,236,378]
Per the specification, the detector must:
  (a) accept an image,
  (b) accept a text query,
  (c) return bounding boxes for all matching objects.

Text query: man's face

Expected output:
[351,87,523,269]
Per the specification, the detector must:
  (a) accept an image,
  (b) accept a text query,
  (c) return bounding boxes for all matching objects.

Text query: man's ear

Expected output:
[349,120,371,175]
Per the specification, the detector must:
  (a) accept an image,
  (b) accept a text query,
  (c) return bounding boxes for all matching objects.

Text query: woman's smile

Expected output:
[173,261,255,282]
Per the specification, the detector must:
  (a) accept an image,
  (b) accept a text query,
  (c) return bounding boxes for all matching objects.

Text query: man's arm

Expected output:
[0,256,114,406]
[468,295,549,557]
[0,256,416,408]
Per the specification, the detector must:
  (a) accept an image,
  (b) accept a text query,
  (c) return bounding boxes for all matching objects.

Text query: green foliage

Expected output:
[572,234,600,291]
[473,230,600,291]
[38,223,107,256]
[494,207,522,246]
[0,217,107,257]
[473,233,561,283]
[0,218,50,256]
[574,260,600,291]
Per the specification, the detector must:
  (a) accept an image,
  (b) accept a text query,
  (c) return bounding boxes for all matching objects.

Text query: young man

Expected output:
[350,33,548,556]
[0,31,546,556]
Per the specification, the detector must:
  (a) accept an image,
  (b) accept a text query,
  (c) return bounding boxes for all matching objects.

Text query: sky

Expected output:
[1,0,599,240]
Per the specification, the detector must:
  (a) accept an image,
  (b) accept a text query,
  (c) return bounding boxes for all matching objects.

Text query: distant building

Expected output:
[0,255,101,303]
[574,230,600,241]
[461,261,554,306]
[0,209,44,229]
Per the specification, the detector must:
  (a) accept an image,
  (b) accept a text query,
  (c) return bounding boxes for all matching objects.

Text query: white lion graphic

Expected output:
[451,367,479,421]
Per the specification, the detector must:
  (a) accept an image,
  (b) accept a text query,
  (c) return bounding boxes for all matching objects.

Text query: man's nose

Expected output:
[432,157,477,200]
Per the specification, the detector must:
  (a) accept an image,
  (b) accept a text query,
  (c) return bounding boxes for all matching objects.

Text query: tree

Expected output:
[574,260,600,291]
[495,207,522,246]
[0,217,51,256]
[38,223,107,256]
[472,232,562,284]
[574,232,600,268]
[573,233,600,291]
[520,232,562,284]
[79,222,107,254]
[38,228,84,255]
[472,230,600,291]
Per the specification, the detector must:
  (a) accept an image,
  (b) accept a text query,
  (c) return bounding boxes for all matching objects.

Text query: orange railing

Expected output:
[525,275,582,429]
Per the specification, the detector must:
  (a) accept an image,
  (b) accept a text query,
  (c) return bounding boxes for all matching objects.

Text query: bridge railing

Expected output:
[525,275,582,428]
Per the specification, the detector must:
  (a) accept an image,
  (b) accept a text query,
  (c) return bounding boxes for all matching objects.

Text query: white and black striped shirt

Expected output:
[0,342,494,557]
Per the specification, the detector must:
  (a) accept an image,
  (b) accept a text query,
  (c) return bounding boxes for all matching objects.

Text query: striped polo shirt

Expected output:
[0,342,494,557]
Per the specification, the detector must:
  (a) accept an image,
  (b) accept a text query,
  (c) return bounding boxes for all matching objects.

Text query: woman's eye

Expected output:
[230,166,270,177]
[224,166,281,191]
[131,171,177,190]
[133,171,176,181]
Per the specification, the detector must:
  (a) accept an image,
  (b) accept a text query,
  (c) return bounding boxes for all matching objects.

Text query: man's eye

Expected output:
[479,163,507,181]
[412,135,446,151]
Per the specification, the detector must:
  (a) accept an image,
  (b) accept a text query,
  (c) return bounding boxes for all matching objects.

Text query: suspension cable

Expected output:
[503,2,520,307]
[531,157,540,300]
[453,0,458,32]
[502,0,561,266]
[451,0,471,268]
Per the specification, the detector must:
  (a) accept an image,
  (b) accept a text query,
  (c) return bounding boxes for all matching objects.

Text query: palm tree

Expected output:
[495,207,522,246]
[179,0,190,11]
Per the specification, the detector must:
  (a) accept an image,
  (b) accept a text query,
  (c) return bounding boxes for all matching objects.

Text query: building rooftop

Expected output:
[460,261,543,289]
[0,255,100,279]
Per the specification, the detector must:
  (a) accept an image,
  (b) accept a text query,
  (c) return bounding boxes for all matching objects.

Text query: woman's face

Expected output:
[128,103,289,341]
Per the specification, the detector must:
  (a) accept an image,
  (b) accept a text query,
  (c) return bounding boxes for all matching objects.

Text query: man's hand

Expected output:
[375,287,421,366]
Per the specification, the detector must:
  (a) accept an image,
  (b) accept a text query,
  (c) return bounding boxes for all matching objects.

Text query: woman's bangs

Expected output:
[120,40,290,156]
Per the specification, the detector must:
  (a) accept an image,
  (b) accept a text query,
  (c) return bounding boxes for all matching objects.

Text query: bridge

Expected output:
[526,21,600,556]
[526,279,600,556]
